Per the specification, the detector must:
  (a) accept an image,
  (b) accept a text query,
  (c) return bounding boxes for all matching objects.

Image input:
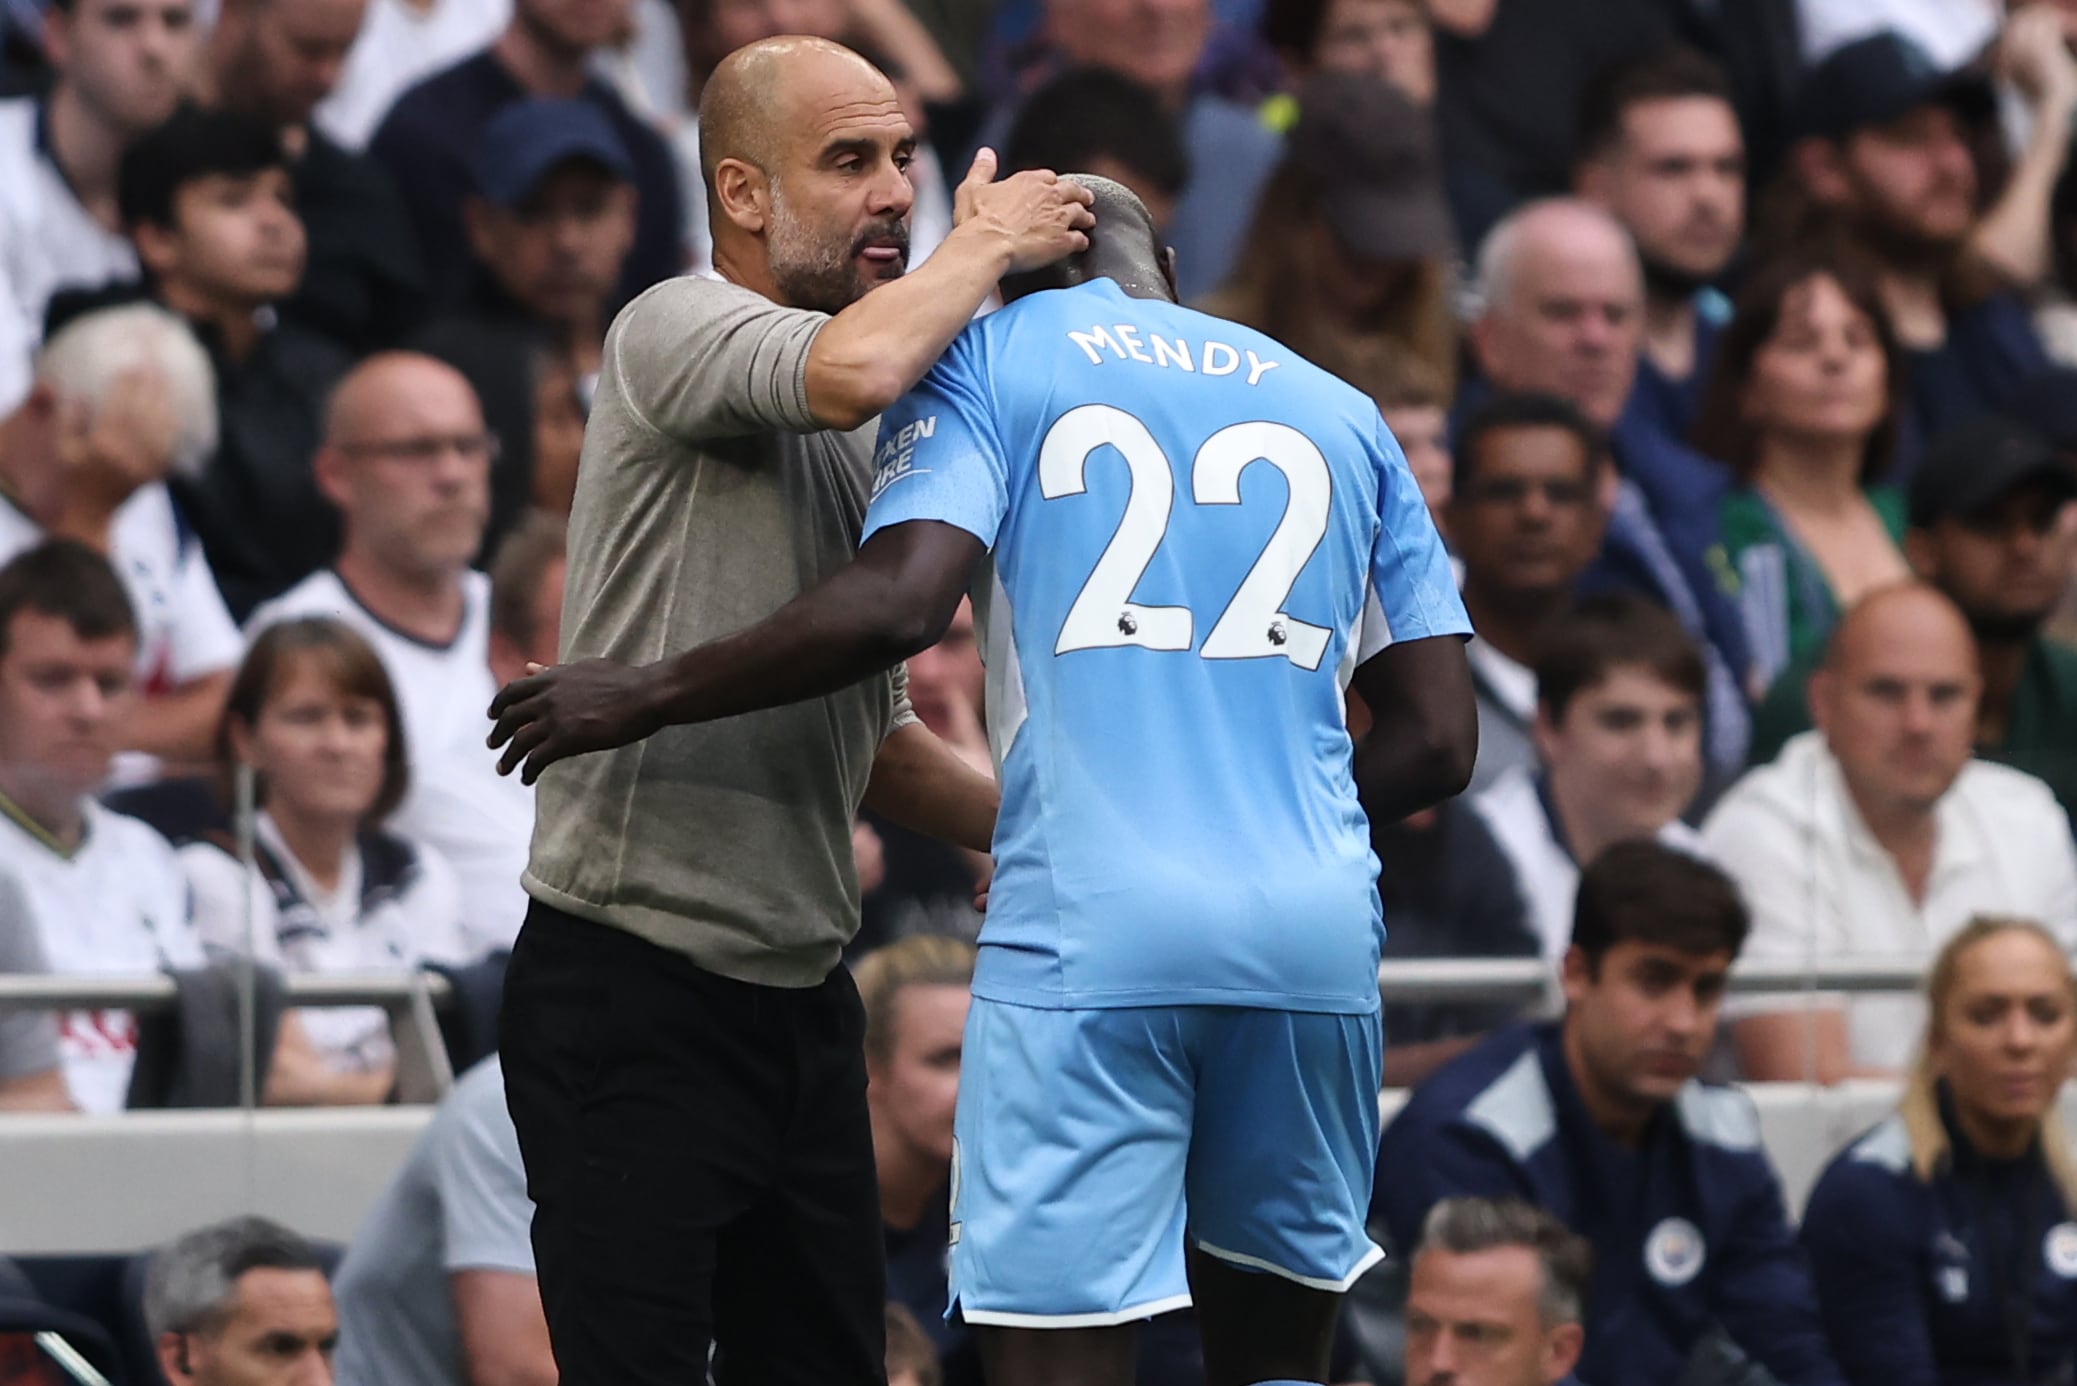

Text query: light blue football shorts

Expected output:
[949,998,1385,1327]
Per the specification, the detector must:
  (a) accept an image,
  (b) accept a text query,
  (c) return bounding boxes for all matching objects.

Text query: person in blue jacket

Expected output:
[1801,916,2077,1386]
[1373,840,1846,1386]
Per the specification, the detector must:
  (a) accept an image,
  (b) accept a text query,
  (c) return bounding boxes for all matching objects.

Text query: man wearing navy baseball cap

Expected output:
[1751,412,2077,815]
[415,98,639,550]
[1781,30,2053,466]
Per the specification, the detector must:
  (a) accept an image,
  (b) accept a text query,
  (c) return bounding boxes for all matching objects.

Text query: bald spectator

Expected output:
[415,98,638,536]
[1445,393,1612,792]
[1777,31,2052,460]
[0,0,196,414]
[246,353,525,960]
[368,0,685,316]
[1705,583,2077,1082]
[0,302,238,774]
[1574,47,1746,441]
[987,0,1282,299]
[1468,197,1751,791]
[203,0,429,355]
[1751,414,2077,819]
[114,103,354,619]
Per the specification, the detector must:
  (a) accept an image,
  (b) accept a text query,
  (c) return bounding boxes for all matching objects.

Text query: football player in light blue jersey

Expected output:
[489,176,1477,1386]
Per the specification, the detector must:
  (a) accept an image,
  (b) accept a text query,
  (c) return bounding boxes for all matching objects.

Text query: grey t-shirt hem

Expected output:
[520,874,845,989]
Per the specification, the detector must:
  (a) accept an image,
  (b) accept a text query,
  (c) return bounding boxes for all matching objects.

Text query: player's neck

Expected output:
[1462,584,1567,666]
[334,550,468,646]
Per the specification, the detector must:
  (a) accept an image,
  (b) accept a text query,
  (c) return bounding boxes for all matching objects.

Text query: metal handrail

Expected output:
[0,972,456,1009]
[0,971,458,1101]
[1370,956,1932,1003]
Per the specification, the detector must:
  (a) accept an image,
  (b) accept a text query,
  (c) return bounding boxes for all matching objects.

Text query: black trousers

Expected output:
[501,900,888,1385]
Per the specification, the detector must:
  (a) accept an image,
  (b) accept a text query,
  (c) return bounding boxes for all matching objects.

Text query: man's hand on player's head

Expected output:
[487,659,668,785]
[953,148,1095,273]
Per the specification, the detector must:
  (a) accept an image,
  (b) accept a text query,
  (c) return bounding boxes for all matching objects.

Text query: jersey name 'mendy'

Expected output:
[1066,322,1281,386]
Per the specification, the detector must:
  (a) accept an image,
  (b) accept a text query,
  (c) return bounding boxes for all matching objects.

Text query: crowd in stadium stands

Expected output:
[0,0,2073,1381]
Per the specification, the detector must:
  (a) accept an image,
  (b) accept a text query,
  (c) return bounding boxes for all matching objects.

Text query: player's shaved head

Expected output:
[698,37,890,194]
[323,352,479,446]
[699,36,917,312]
[1001,174,1171,303]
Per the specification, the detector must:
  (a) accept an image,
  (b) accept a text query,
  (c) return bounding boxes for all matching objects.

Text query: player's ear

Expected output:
[713,158,771,235]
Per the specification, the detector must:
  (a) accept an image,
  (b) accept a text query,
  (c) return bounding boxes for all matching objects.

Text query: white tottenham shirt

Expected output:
[245,570,529,957]
[1703,731,2077,1067]
[1471,765,1711,962]
[313,0,513,151]
[182,811,471,1074]
[0,797,202,1113]
[0,98,142,415]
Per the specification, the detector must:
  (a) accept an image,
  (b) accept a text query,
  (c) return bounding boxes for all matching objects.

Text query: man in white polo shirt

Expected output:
[0,0,197,414]
[1473,592,1709,962]
[245,352,523,958]
[0,539,201,1111]
[1705,582,2077,1082]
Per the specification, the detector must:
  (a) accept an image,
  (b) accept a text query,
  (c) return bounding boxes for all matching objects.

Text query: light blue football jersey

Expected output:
[863,278,1469,1013]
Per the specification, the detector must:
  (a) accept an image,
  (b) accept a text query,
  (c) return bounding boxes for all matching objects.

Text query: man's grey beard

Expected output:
[768,184,910,315]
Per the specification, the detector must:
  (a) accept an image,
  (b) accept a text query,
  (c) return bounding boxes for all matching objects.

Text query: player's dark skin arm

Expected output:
[487,520,986,785]
[1346,636,1478,823]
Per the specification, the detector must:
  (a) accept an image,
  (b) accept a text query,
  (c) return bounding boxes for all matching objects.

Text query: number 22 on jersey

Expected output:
[1038,404,1334,670]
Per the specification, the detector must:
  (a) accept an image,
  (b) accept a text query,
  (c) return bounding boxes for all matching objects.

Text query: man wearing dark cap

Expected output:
[415,97,637,551]
[1750,413,2077,816]
[1783,30,2052,459]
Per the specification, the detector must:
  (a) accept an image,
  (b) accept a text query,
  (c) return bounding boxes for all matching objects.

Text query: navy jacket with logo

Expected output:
[1373,1023,1845,1386]
[1801,1095,2077,1386]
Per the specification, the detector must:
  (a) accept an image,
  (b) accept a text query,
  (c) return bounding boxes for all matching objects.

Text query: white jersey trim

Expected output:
[959,1292,1195,1329]
[1192,1238,1385,1293]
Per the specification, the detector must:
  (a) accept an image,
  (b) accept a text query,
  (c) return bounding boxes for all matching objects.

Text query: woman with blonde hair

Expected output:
[1801,916,2077,1386]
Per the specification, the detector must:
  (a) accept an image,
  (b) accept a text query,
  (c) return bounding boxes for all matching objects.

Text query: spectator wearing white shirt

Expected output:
[246,353,526,959]
[0,539,204,1112]
[183,617,469,1106]
[0,303,240,775]
[1705,582,2077,1083]
[0,0,197,416]
[1473,593,1709,963]
[313,0,509,152]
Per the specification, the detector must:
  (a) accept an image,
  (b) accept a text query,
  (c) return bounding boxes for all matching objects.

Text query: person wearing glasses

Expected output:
[245,352,521,960]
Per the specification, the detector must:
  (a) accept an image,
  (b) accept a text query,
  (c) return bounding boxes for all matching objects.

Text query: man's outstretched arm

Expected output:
[487,521,986,783]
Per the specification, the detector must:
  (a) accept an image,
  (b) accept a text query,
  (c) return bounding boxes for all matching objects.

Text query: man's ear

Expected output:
[1901,525,1937,579]
[1792,137,1852,208]
[132,220,182,281]
[712,158,771,235]
[313,444,352,510]
[1545,1320,1586,1383]
[1559,945,1592,1008]
[1530,701,1560,766]
[463,197,498,265]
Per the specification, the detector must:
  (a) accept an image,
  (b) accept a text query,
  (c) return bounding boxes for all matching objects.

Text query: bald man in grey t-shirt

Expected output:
[486,35,1093,1386]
